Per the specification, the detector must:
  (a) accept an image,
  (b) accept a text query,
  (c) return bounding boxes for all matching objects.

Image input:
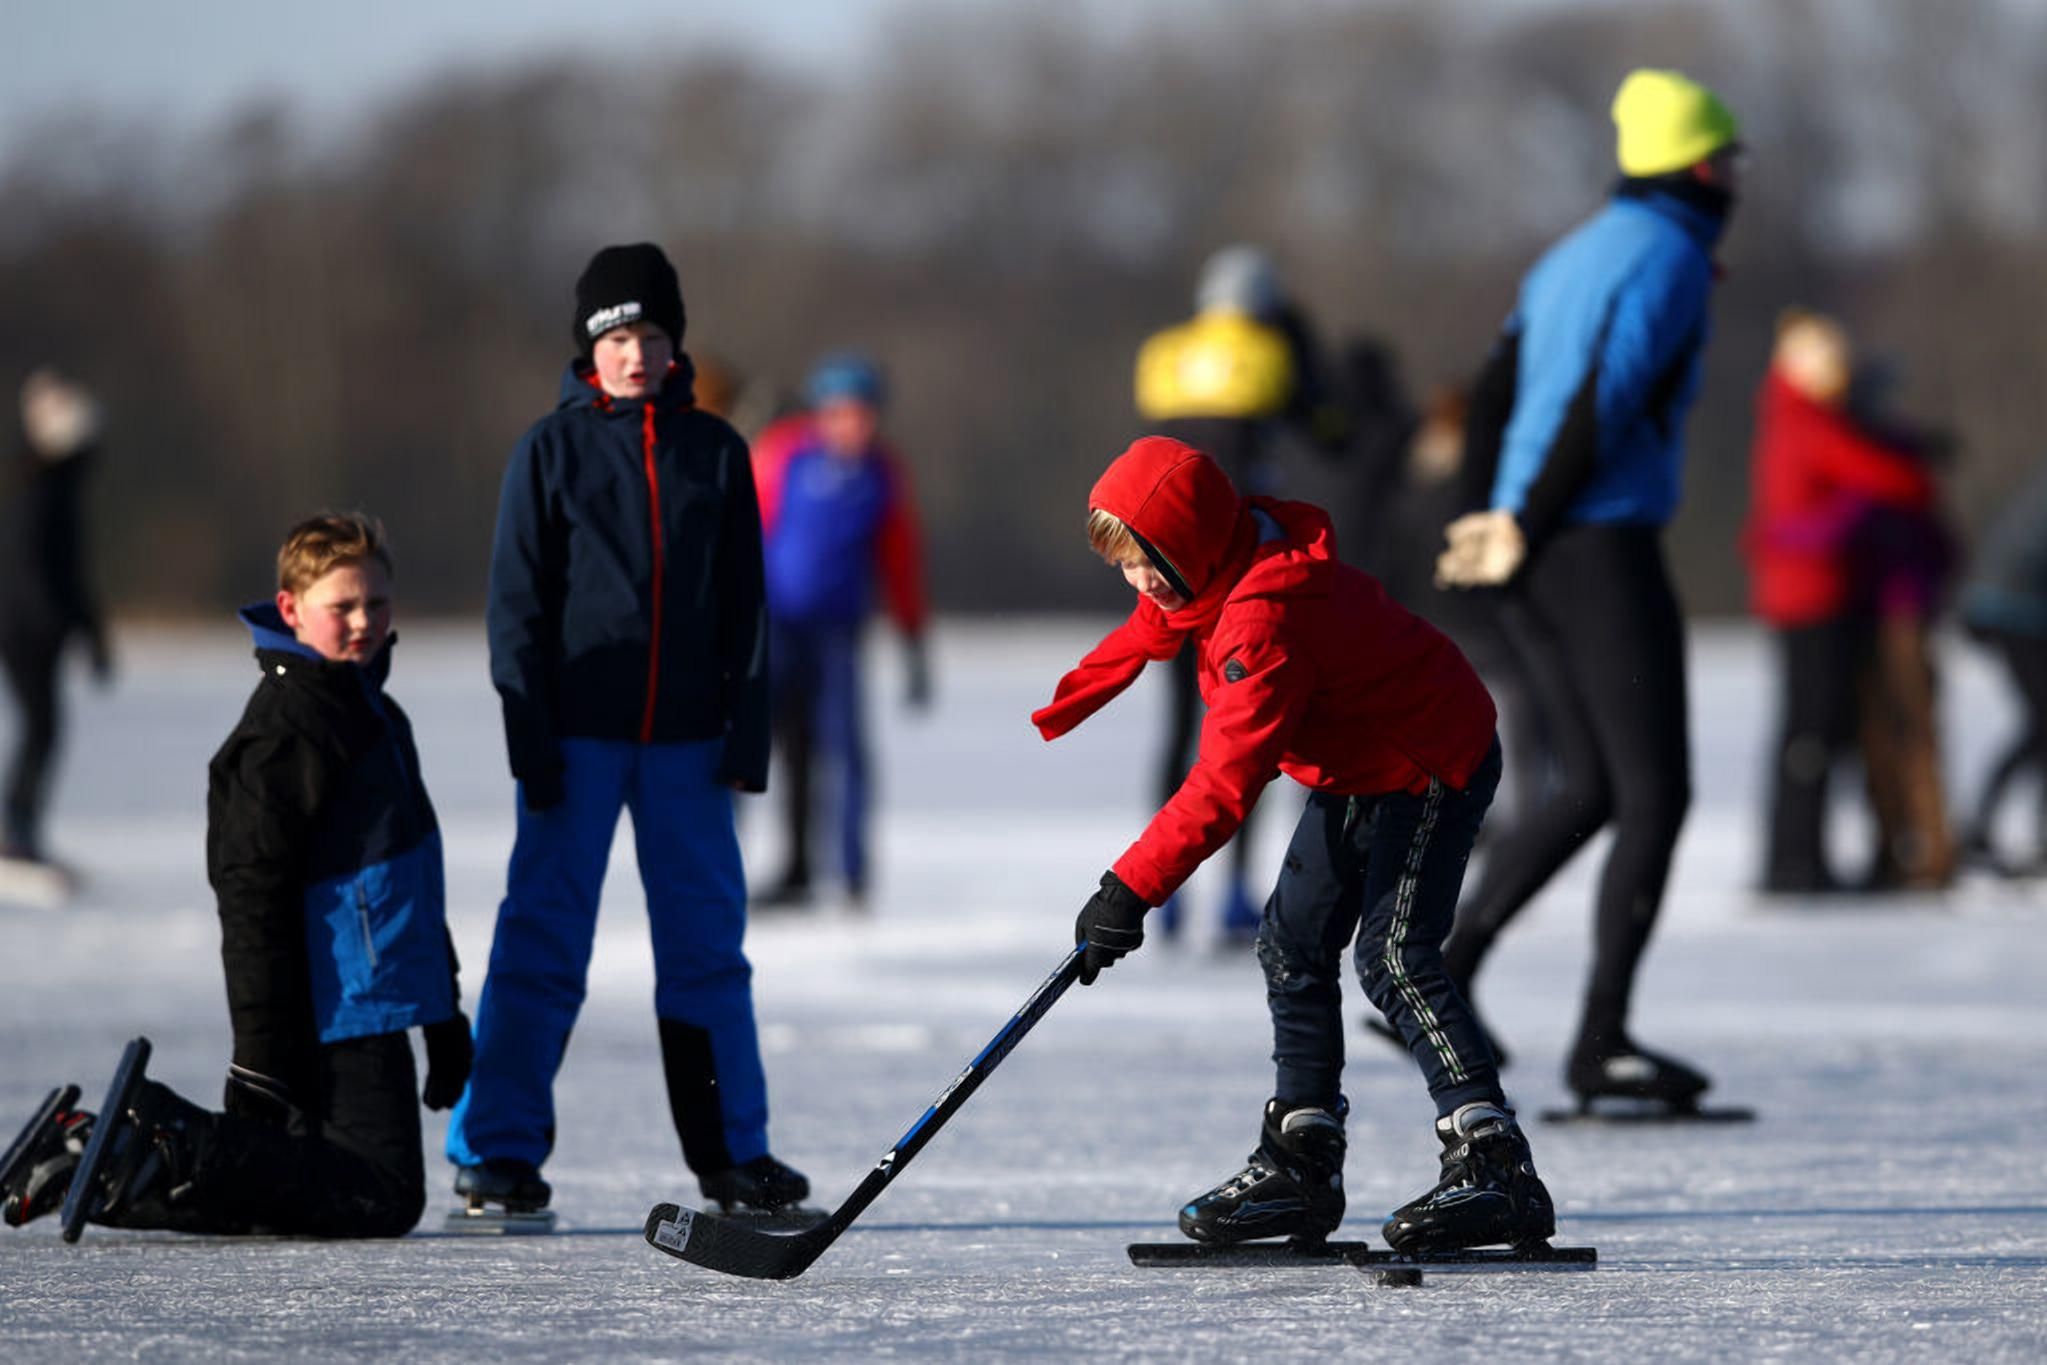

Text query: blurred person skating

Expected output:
[1743,311,1938,895]
[1432,70,1743,1113]
[2,514,467,1238]
[1842,360,1958,892]
[0,369,113,899]
[1958,462,2047,876]
[749,352,931,910]
[1133,245,1350,943]
[1036,436,1556,1254]
[450,244,806,1218]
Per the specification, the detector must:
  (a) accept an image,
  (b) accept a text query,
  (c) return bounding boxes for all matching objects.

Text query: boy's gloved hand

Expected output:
[1434,510,1526,588]
[1074,871,1149,985]
[421,1012,474,1111]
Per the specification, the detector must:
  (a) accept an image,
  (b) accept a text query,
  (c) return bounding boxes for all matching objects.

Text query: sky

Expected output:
[0,0,926,154]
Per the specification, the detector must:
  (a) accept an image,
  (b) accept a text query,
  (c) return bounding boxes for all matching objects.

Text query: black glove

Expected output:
[904,636,932,711]
[421,1012,474,1111]
[521,766,565,813]
[1074,871,1149,985]
[224,1062,307,1129]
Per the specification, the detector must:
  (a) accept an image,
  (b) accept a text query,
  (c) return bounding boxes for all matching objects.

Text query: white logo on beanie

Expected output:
[584,300,645,339]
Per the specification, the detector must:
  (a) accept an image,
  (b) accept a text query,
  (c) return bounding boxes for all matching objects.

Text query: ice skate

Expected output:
[446,1158,556,1233]
[61,1039,213,1240]
[1382,1102,1554,1254]
[698,1154,822,1226]
[1,1084,90,1227]
[0,851,78,910]
[1178,1098,1346,1246]
[1543,1037,1753,1123]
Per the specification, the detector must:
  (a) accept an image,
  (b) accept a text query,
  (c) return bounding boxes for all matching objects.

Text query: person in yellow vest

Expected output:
[1133,246,1348,943]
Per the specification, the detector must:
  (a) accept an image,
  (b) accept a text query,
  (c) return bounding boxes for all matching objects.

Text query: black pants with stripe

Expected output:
[1258,739,1504,1118]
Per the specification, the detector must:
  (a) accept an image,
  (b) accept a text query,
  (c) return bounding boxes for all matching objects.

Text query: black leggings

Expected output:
[1440,526,1690,1055]
[1763,617,1874,885]
[1,632,64,856]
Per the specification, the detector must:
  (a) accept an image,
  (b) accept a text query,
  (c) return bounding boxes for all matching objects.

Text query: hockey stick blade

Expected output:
[644,948,1085,1280]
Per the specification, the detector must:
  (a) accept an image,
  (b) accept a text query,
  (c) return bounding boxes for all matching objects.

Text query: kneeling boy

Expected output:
[1,513,469,1237]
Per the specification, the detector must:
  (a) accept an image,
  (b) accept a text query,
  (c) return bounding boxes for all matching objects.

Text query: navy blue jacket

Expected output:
[488,356,770,791]
[1474,182,1727,547]
[207,607,458,1096]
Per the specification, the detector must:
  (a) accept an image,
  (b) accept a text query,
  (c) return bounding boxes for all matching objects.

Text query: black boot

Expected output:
[1179,1098,1346,1245]
[1383,1102,1554,1253]
[83,1081,210,1227]
[1567,1034,1710,1107]
[453,1158,552,1212]
[699,1154,810,1213]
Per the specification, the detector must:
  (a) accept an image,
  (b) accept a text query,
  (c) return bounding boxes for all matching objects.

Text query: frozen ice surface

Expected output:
[2,620,2044,1361]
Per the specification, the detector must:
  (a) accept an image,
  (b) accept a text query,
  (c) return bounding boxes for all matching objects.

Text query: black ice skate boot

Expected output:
[73,1080,211,1230]
[454,1158,552,1213]
[1,1089,93,1227]
[699,1154,810,1213]
[1178,1098,1347,1245]
[1382,1102,1555,1253]
[1566,1035,1711,1111]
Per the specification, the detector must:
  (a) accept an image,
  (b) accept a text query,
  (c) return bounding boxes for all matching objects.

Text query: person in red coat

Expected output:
[1033,435,1554,1254]
[1743,310,1936,892]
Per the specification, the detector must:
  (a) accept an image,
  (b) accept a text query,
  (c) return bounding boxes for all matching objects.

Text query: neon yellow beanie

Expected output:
[1611,69,1738,177]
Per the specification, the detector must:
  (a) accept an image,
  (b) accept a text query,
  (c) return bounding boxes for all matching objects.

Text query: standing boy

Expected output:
[450,243,806,1215]
[751,350,930,909]
[1035,436,1554,1252]
[2,512,468,1237]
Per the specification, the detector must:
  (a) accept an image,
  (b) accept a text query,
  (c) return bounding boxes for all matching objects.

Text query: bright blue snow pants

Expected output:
[447,737,770,1172]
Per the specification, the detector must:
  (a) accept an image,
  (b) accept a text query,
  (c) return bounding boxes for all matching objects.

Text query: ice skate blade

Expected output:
[2,1084,83,1196]
[61,1037,152,1242]
[1127,1240,1595,1272]
[0,858,76,910]
[1541,1101,1756,1126]
[442,1205,557,1235]
[709,1204,830,1231]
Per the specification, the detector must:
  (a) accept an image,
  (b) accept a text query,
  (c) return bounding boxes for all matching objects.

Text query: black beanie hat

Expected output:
[573,243,685,354]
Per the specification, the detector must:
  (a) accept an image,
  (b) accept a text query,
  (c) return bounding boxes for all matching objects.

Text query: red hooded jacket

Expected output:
[1742,369,1935,627]
[1032,436,1497,905]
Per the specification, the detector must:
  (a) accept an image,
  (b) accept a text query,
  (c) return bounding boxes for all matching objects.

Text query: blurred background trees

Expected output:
[4,0,2043,616]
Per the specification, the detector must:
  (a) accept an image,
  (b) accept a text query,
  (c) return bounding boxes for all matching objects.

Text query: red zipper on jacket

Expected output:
[639,402,664,743]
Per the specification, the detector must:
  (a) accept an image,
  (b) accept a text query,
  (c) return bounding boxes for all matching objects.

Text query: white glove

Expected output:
[1435,510,1527,588]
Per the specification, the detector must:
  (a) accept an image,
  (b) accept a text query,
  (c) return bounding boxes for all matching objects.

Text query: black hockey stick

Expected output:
[645,946,1085,1280]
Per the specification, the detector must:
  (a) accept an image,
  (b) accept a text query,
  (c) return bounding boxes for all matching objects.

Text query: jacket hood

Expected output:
[556,352,700,414]
[1233,498,1339,601]
[1613,178,1731,252]
[238,601,394,688]
[1089,436,1255,606]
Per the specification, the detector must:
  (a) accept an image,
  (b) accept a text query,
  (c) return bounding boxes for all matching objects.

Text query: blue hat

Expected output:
[804,351,886,409]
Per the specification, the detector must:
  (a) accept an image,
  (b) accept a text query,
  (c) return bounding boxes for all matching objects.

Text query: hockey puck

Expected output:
[1373,1268,1424,1288]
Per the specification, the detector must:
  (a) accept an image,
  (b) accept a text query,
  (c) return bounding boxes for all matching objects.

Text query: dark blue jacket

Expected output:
[1481,183,1726,545]
[488,356,770,791]
[207,607,457,1096]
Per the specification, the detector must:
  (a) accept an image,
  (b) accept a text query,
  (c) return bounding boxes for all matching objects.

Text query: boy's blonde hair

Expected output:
[1088,508,1142,565]
[277,512,393,593]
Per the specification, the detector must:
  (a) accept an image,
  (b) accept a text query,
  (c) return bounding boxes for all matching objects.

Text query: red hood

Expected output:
[1235,498,1339,600]
[1089,437,1256,606]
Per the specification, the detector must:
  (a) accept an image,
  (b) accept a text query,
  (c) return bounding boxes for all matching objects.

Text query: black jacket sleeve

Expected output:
[714,433,771,792]
[205,722,335,1098]
[487,430,566,786]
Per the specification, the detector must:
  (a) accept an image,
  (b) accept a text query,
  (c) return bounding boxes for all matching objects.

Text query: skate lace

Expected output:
[1217,1155,1277,1199]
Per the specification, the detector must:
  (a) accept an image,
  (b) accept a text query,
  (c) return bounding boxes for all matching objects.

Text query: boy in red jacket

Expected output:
[1034,436,1555,1252]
